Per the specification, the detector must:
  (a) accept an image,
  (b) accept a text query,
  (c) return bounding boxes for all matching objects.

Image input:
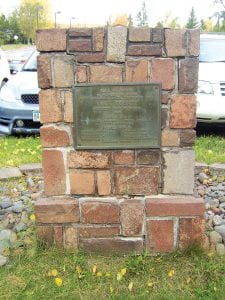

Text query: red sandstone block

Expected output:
[79,226,120,238]
[81,200,120,224]
[64,227,78,249]
[165,29,186,57]
[120,200,145,236]
[162,93,169,104]
[70,170,95,195]
[93,28,105,51]
[79,237,143,254]
[146,197,204,217]
[179,217,205,249]
[113,150,135,165]
[114,166,160,195]
[179,58,199,93]
[170,94,196,129]
[36,29,67,51]
[64,90,73,122]
[161,129,180,147]
[36,225,54,246]
[40,126,70,148]
[89,65,123,83]
[146,219,174,253]
[125,60,149,82]
[76,66,88,83]
[151,58,175,91]
[35,197,79,223]
[129,27,151,42]
[127,44,162,56]
[54,226,63,246]
[37,55,52,89]
[68,150,110,169]
[42,150,66,196]
[68,38,92,52]
[68,28,92,37]
[77,53,105,63]
[97,170,111,196]
[39,89,62,123]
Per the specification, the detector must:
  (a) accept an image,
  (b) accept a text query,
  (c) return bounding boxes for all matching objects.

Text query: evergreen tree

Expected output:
[136,1,148,27]
[186,7,199,28]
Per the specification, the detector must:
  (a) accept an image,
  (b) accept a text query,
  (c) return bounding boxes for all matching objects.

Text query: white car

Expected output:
[197,33,225,124]
[0,48,10,88]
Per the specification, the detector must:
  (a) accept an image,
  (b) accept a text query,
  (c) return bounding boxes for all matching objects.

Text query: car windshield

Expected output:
[22,51,38,71]
[200,37,225,62]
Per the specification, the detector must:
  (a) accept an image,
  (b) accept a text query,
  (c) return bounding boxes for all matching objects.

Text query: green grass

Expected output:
[1,44,28,51]
[0,136,41,167]
[194,135,225,165]
[0,246,225,299]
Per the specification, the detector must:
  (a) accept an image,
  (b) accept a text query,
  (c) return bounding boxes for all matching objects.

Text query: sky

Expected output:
[0,0,222,26]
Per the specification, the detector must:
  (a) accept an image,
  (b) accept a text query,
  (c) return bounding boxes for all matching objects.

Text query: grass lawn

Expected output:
[0,245,225,299]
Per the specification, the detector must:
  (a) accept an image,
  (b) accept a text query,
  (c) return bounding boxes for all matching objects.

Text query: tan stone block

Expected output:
[107,26,127,62]
[113,150,135,165]
[125,60,149,82]
[89,65,123,83]
[64,227,78,249]
[37,54,52,89]
[42,150,66,196]
[39,89,62,123]
[81,200,120,224]
[136,150,161,165]
[129,27,151,42]
[40,125,70,148]
[36,29,67,51]
[64,90,73,122]
[179,58,199,93]
[161,129,180,147]
[52,55,74,88]
[97,170,111,196]
[170,94,196,128]
[114,166,160,195]
[187,29,200,56]
[76,66,87,83]
[79,226,120,238]
[77,53,105,63]
[151,58,175,91]
[146,219,174,253]
[165,29,187,57]
[128,44,162,56]
[36,225,54,246]
[35,197,80,223]
[120,199,144,236]
[68,151,110,169]
[93,28,105,51]
[70,170,95,195]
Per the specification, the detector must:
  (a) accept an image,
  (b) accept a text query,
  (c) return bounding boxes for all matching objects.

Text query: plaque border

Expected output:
[73,83,162,150]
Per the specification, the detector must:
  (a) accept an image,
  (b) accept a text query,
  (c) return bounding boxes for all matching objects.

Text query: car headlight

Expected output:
[0,85,17,102]
[198,80,214,95]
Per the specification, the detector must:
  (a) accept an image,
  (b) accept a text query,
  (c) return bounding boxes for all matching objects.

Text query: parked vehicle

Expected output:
[0,51,40,135]
[7,48,35,74]
[197,33,225,124]
[0,48,10,88]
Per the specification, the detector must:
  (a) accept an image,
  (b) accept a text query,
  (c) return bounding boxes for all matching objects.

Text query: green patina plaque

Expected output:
[73,83,161,149]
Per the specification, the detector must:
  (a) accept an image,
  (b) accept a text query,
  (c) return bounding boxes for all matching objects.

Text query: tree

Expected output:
[112,14,129,26]
[136,1,148,27]
[156,12,181,28]
[128,14,133,27]
[186,7,199,28]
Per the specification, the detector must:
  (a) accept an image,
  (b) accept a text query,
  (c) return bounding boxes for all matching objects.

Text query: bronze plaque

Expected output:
[73,83,161,149]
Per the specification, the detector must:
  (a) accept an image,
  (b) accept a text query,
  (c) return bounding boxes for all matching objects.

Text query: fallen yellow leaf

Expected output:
[121,268,127,276]
[54,277,63,287]
[92,265,97,275]
[51,269,58,277]
[168,269,175,277]
[117,272,123,281]
[128,281,133,292]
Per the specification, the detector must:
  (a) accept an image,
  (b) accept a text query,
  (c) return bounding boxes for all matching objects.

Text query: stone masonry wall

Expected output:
[35,26,205,254]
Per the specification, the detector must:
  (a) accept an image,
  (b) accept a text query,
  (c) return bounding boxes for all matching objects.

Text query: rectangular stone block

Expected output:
[93,28,105,51]
[36,29,67,51]
[79,226,120,238]
[128,44,162,56]
[165,29,187,57]
[37,54,52,89]
[67,38,92,52]
[97,170,111,196]
[39,89,62,123]
[64,90,73,122]
[113,150,135,165]
[107,26,127,62]
[129,27,151,42]
[179,217,205,249]
[81,199,120,224]
[77,53,105,63]
[136,150,161,165]
[152,28,163,43]
[180,129,196,147]
[40,125,70,148]
[42,150,66,196]
[151,58,175,90]
[70,170,95,195]
[36,225,54,246]
[179,58,199,93]
[120,199,145,236]
[79,237,143,254]
[170,95,196,128]
[187,29,200,56]
[163,149,195,195]
[125,60,149,82]
[35,198,79,223]
[114,166,160,195]
[89,65,123,83]
[68,151,110,169]
[146,196,204,217]
[146,219,174,253]
[76,66,87,83]
[68,28,92,37]
[52,55,74,88]
[64,227,78,249]
[54,226,63,246]
[161,129,180,147]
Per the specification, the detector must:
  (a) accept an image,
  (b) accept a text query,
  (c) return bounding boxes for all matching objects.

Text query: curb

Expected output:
[0,163,42,180]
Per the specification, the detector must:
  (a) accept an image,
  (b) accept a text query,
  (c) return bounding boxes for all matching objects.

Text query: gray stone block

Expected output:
[163,149,195,195]
[107,26,127,62]
[0,167,22,180]
[19,163,42,175]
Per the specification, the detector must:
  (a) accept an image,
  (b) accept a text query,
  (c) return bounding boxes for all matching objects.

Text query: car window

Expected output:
[200,37,225,62]
[22,51,38,71]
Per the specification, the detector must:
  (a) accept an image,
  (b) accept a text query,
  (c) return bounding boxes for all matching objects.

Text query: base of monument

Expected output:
[34,195,205,255]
